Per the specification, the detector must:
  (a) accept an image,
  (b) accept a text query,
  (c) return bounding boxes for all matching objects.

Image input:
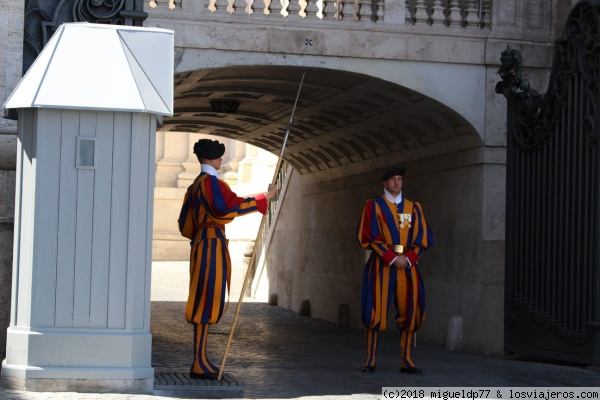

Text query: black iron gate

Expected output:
[496,0,600,364]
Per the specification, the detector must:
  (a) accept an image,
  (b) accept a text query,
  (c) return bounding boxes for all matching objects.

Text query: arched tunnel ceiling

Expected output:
[161,66,480,176]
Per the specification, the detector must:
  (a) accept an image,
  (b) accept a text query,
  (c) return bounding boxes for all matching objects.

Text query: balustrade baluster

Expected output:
[281,0,290,16]
[405,0,415,24]
[414,0,429,25]
[263,0,271,15]
[431,0,446,26]
[209,0,217,12]
[317,0,325,19]
[465,0,479,27]
[480,0,491,28]
[245,0,254,14]
[371,0,379,21]
[353,0,361,21]
[334,0,343,20]
[227,0,236,13]
[299,0,308,17]
[447,0,463,27]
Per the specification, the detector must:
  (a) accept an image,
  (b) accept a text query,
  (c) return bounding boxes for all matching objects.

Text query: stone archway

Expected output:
[156,64,507,356]
[162,65,483,178]
[153,64,483,263]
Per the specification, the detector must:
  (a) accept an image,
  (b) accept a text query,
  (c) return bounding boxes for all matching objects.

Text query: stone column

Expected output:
[222,138,244,185]
[238,143,258,184]
[177,132,202,188]
[155,131,191,187]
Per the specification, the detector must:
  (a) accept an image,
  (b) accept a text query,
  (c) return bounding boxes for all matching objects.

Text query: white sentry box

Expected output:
[2,22,173,393]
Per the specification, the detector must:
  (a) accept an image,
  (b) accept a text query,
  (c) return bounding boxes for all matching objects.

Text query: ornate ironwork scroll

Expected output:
[23,0,148,75]
[499,0,600,364]
[495,46,547,149]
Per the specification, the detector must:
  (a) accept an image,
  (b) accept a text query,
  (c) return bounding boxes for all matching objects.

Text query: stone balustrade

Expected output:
[407,0,492,28]
[148,0,492,29]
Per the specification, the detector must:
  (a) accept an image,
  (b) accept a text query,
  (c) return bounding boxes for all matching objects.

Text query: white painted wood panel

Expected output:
[128,113,151,330]
[18,110,157,330]
[33,109,60,327]
[73,111,96,327]
[12,108,35,327]
[55,110,79,327]
[73,168,94,327]
[143,115,156,330]
[108,112,132,329]
[89,112,114,328]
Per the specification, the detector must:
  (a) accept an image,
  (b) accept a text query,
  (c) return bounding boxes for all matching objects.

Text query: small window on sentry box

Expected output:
[77,137,96,169]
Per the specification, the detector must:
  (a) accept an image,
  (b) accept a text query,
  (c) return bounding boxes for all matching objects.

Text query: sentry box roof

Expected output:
[4,23,174,116]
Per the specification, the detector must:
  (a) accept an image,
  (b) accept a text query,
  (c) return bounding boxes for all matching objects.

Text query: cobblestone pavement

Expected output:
[1,262,599,399]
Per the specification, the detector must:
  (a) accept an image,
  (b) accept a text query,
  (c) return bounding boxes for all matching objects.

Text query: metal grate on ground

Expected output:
[153,371,243,398]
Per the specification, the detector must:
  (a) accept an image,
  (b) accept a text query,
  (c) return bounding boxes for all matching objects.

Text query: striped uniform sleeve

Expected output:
[356,199,398,265]
[202,175,268,223]
[178,185,196,240]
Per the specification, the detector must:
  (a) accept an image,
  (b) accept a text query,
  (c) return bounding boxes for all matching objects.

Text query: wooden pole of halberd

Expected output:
[217,73,305,381]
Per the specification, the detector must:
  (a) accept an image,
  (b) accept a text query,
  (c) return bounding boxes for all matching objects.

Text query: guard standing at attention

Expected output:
[357,166,433,374]
[178,138,277,380]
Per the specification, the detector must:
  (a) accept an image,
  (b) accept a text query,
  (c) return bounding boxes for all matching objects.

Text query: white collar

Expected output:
[201,164,218,177]
[384,188,403,204]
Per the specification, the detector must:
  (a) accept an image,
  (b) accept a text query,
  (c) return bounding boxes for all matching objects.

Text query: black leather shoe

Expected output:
[190,370,220,380]
[401,366,423,374]
[359,365,376,373]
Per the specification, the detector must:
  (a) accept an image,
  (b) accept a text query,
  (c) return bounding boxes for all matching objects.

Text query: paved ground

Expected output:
[1,262,599,399]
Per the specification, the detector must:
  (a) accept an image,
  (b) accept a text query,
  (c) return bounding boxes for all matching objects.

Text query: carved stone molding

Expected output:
[23,0,148,75]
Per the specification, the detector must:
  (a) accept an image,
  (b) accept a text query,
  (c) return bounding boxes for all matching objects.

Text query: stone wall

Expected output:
[0,0,22,360]
[0,137,16,362]
[0,167,15,360]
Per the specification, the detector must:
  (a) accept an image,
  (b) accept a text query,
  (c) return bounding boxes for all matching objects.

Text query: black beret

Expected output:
[381,166,406,180]
[193,139,225,160]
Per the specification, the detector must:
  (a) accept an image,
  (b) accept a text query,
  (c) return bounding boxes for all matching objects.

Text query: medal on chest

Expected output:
[398,212,412,229]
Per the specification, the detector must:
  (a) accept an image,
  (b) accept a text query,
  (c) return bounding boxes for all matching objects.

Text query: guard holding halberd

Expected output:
[178,138,277,380]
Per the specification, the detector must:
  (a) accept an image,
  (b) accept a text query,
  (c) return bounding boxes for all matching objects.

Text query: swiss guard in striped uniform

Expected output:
[178,138,277,380]
[357,166,433,374]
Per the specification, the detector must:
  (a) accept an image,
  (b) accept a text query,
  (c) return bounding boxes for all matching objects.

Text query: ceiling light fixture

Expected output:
[210,100,240,114]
